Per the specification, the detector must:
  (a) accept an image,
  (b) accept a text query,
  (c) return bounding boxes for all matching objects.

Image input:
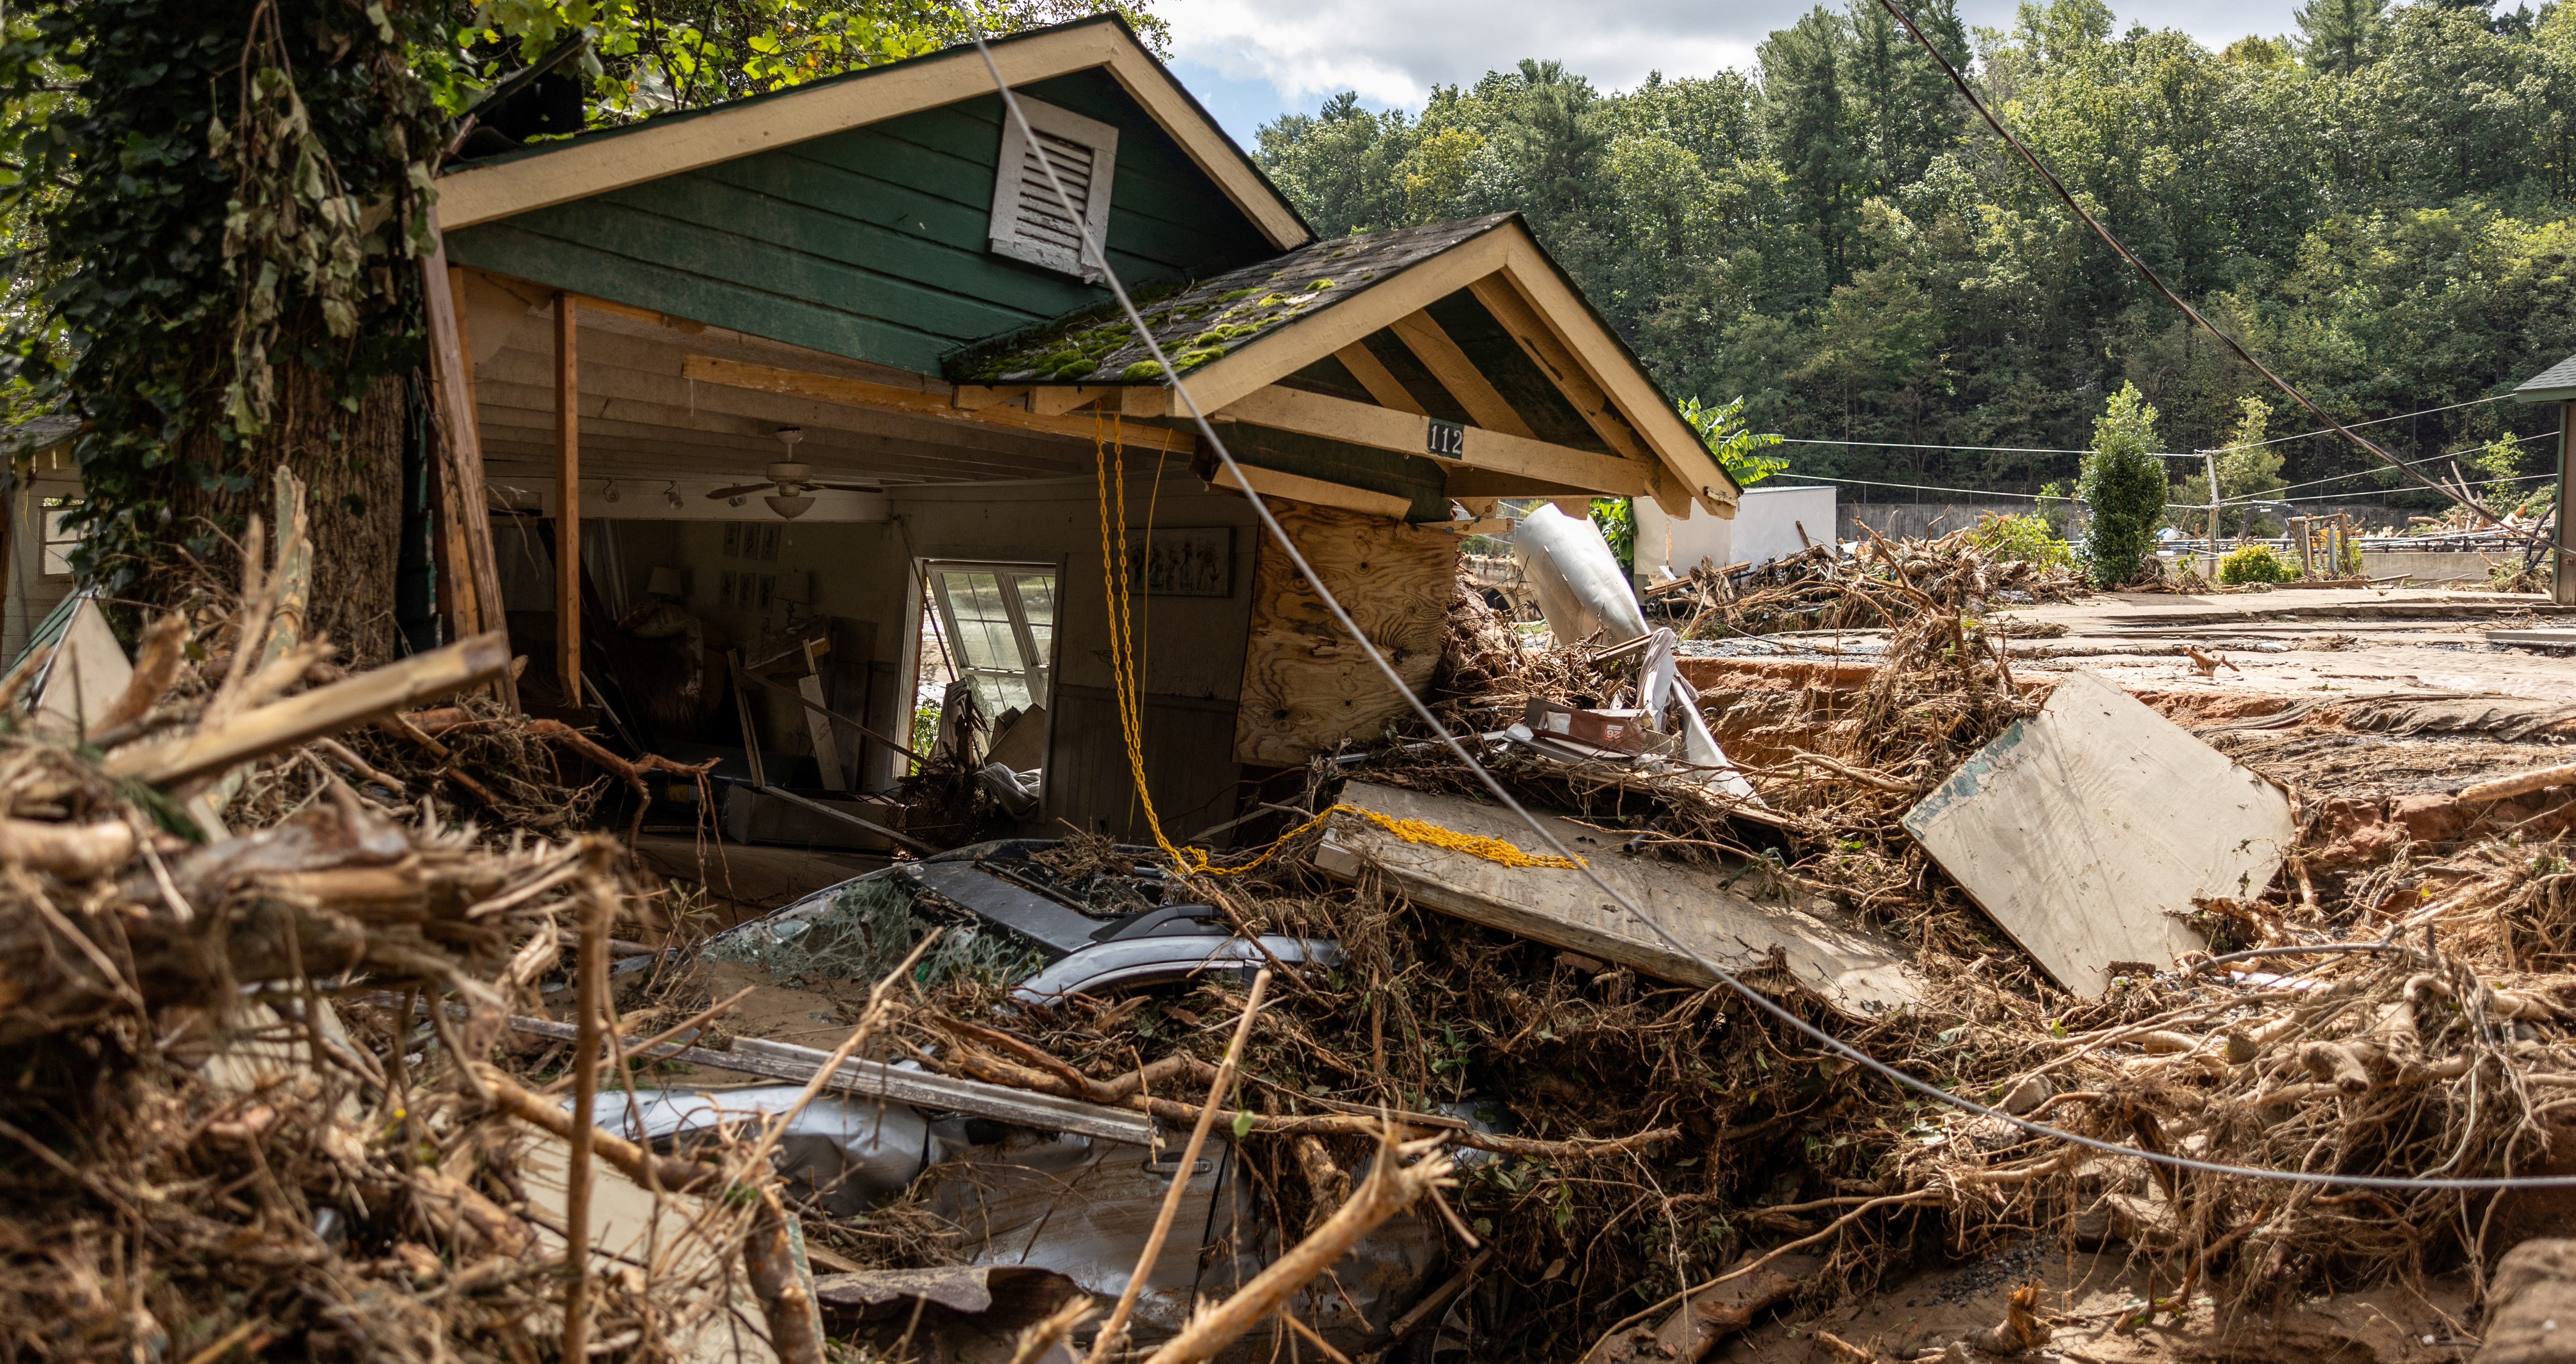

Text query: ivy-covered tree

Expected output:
[0,0,1159,660]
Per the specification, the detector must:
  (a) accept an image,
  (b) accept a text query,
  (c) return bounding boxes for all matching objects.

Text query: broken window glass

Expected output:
[926,562,1054,718]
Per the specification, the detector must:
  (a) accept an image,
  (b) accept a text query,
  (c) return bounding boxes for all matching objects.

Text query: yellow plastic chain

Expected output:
[1089,428,1583,877]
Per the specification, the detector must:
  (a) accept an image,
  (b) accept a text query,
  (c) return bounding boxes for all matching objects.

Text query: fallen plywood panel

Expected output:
[1902,669,2293,996]
[2491,628,2576,647]
[1312,780,1916,1015]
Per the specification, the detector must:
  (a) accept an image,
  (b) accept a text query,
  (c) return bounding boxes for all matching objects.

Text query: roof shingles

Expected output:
[946,214,1515,385]
[2515,351,2576,401]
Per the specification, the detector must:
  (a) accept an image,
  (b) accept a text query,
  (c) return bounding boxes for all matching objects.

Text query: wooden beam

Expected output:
[1334,343,1426,415]
[420,227,516,709]
[1216,385,1649,496]
[108,632,514,786]
[2560,400,2573,607]
[1493,245,1736,515]
[1173,220,1736,516]
[554,294,581,708]
[435,266,478,637]
[680,355,1195,453]
[1466,275,1644,462]
[1206,463,1411,519]
[1388,311,1536,439]
[432,24,1307,251]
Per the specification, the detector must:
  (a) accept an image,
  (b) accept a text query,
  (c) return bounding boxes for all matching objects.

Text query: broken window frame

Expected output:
[922,561,1056,722]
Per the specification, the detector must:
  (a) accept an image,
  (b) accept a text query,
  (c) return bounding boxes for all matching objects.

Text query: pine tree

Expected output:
[2079,383,2174,587]
[1762,8,1866,285]
[2295,0,2388,74]
[1844,0,1970,195]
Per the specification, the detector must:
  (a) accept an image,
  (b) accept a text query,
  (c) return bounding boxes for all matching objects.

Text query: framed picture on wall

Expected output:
[722,521,741,558]
[1123,527,1233,597]
[759,524,782,561]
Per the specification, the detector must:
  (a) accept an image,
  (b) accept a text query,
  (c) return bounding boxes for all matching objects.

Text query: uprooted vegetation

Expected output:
[9,499,2576,1363]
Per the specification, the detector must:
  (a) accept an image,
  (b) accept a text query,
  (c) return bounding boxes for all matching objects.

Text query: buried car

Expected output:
[701,837,1342,1003]
[620,841,1488,1358]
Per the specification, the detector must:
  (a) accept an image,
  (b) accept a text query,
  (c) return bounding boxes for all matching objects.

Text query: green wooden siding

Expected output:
[447,68,1277,375]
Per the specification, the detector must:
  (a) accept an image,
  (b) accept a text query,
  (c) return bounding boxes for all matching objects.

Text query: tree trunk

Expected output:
[164,354,405,668]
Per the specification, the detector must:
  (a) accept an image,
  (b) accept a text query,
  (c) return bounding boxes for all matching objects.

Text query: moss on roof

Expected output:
[946,214,1514,384]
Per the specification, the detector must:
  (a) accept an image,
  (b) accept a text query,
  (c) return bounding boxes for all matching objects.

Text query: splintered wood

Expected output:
[1232,502,1455,765]
[1313,780,1918,1015]
[1902,669,2295,996]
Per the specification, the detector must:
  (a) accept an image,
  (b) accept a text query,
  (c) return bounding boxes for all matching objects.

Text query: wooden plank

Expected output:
[432,23,1304,251]
[554,294,582,708]
[1230,504,1453,764]
[1466,274,1644,462]
[1217,385,1650,496]
[420,231,515,707]
[1207,463,1410,519]
[109,632,513,786]
[1901,670,2293,997]
[1312,781,1915,1016]
[681,355,1195,452]
[1389,310,1536,438]
[1334,342,1426,414]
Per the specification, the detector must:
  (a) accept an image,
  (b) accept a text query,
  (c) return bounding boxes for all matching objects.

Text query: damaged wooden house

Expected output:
[419,15,1740,848]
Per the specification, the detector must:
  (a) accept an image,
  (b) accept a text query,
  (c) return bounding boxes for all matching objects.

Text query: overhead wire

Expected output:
[1869,0,2562,552]
[960,19,2576,1191]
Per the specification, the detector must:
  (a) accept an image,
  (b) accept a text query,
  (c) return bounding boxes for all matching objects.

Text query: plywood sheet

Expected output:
[1902,669,2294,996]
[1313,781,1916,1016]
[1232,503,1455,765]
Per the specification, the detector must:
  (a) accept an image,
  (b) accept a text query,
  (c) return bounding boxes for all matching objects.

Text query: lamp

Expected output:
[602,479,620,503]
[765,492,815,520]
[664,481,684,510]
[646,566,684,598]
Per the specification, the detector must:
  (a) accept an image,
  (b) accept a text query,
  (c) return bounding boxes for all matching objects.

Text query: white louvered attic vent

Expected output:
[988,96,1120,281]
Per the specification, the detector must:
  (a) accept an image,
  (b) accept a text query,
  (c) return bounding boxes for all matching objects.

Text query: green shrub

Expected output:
[2079,383,2173,588]
[1965,513,2075,572]
[2218,544,2293,584]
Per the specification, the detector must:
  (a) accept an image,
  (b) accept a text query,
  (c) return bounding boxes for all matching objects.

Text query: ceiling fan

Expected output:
[705,430,882,519]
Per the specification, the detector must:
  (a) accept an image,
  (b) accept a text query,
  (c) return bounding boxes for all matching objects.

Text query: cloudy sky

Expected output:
[1161,0,2306,143]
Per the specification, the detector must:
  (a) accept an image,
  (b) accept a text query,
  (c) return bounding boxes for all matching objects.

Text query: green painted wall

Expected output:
[447,69,1278,375]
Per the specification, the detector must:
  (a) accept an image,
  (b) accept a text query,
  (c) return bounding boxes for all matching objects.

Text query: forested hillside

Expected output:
[1254,0,2576,503]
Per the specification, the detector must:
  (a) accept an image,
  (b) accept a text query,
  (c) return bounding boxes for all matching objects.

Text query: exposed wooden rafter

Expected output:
[681,356,1196,453]
[1388,311,1536,439]
[1216,386,1647,497]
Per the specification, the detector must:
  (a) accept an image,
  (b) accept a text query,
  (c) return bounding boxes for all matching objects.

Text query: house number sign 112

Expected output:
[1426,419,1466,459]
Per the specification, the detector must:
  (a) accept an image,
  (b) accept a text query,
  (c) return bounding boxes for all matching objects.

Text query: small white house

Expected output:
[1633,484,1837,589]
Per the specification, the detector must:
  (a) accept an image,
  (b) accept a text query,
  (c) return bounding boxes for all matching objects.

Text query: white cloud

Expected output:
[1163,0,1760,109]
[1161,0,2305,115]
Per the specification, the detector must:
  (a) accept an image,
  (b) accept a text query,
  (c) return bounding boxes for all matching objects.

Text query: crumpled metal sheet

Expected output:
[926,1126,1250,1345]
[583,1087,946,1218]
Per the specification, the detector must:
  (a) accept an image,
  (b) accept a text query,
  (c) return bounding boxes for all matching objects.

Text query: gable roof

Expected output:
[433,17,1308,251]
[2515,351,2576,404]
[952,216,1499,384]
[949,214,1739,516]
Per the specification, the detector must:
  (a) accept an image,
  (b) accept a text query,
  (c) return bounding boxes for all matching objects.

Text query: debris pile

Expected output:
[0,478,820,1364]
[14,500,2576,1364]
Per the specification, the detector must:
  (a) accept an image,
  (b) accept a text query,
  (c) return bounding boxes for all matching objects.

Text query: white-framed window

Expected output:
[987,95,1119,281]
[39,497,82,579]
[925,561,1056,718]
